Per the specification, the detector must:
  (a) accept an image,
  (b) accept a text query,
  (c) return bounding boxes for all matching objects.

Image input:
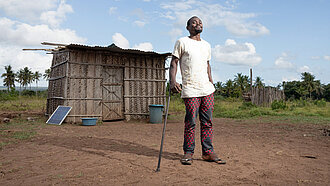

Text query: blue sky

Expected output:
[0,0,329,87]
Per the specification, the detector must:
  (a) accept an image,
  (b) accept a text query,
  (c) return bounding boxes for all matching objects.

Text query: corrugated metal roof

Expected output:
[64,43,171,57]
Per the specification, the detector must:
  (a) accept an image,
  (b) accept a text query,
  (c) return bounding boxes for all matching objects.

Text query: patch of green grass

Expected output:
[169,96,330,124]
[10,131,37,140]
[169,94,185,114]
[246,115,330,125]
[0,116,45,149]
[0,96,46,112]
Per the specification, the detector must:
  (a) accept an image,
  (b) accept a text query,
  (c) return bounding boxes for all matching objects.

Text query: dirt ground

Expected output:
[0,114,329,185]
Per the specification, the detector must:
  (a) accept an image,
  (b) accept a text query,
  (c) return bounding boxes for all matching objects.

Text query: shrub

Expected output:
[239,102,257,110]
[0,90,19,101]
[271,100,287,110]
[21,90,36,96]
[314,99,326,107]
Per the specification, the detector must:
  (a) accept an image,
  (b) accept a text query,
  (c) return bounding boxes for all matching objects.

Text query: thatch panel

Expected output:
[87,53,96,77]
[86,79,94,115]
[124,59,131,120]
[69,63,80,78]
[95,52,102,64]
[141,57,147,114]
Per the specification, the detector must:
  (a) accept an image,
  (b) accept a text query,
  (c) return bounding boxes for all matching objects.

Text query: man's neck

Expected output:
[189,34,201,41]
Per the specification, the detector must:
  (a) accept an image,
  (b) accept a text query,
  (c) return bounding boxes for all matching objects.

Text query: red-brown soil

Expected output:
[1,115,329,185]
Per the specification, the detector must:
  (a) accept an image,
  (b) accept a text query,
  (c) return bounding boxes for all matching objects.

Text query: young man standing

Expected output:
[170,16,226,165]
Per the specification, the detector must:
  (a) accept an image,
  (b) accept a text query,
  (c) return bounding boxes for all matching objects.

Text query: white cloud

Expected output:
[109,7,117,15]
[225,21,270,37]
[133,42,153,51]
[111,33,153,52]
[0,17,86,46]
[282,76,299,82]
[112,33,130,49]
[161,0,269,37]
[143,0,151,2]
[40,0,73,28]
[212,39,262,66]
[274,52,295,69]
[297,65,311,73]
[0,0,85,87]
[0,0,72,28]
[324,55,330,61]
[133,20,146,27]
[0,45,52,75]
[0,0,57,23]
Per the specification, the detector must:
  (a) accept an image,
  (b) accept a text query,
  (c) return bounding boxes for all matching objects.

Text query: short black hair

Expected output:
[187,16,199,27]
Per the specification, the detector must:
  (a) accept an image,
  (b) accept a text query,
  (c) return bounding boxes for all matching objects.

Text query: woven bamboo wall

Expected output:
[124,56,166,120]
[47,48,167,123]
[46,51,68,116]
[65,50,103,123]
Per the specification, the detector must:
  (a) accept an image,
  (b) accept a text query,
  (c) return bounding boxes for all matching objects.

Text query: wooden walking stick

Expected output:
[155,87,171,172]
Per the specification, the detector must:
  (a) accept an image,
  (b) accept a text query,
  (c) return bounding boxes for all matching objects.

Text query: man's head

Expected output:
[186,16,203,35]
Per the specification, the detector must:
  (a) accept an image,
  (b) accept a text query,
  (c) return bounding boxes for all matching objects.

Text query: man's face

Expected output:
[187,17,203,34]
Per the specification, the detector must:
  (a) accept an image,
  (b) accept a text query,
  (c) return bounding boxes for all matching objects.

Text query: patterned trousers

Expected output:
[183,93,214,155]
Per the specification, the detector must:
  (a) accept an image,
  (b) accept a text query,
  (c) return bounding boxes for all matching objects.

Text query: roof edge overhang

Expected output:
[63,43,171,57]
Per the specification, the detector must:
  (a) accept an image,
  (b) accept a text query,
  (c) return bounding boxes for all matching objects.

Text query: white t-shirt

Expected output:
[172,36,215,98]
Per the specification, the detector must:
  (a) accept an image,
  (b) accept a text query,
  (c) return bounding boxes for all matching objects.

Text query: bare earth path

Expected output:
[1,117,329,185]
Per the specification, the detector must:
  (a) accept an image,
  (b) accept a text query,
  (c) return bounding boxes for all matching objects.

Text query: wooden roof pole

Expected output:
[41,42,68,47]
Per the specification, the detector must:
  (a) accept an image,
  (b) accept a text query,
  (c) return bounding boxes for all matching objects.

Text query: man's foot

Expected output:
[202,153,226,164]
[180,153,193,165]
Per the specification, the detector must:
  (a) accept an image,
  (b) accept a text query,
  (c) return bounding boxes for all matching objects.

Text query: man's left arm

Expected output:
[207,61,213,84]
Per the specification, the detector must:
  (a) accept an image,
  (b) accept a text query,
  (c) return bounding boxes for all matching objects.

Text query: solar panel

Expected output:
[46,106,72,125]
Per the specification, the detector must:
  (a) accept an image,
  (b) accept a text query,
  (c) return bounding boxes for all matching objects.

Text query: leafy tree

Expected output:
[323,83,330,101]
[214,81,224,95]
[283,81,305,100]
[43,68,51,80]
[16,69,24,91]
[33,71,42,88]
[234,73,249,97]
[311,80,323,99]
[1,65,16,92]
[18,67,33,90]
[301,72,316,98]
[33,71,42,96]
[224,79,235,97]
[254,76,265,88]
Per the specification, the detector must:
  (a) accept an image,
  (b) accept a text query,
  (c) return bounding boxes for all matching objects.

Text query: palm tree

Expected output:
[254,76,265,88]
[43,68,51,80]
[16,69,24,91]
[33,71,42,95]
[234,73,249,97]
[20,67,33,90]
[224,79,235,97]
[1,65,16,92]
[214,81,224,95]
[301,72,316,98]
[313,80,323,99]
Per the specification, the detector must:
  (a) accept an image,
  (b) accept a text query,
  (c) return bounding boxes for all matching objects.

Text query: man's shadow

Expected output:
[36,135,181,160]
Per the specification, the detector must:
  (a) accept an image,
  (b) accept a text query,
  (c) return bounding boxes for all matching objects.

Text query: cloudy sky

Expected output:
[0,0,329,87]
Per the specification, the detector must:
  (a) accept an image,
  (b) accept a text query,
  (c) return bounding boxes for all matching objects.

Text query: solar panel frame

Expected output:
[46,106,72,125]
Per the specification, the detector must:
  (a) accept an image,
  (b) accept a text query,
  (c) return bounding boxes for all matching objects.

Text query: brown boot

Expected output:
[180,153,193,165]
[202,153,226,164]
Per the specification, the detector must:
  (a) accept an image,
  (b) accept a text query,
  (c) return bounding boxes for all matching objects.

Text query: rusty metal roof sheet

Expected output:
[64,43,171,57]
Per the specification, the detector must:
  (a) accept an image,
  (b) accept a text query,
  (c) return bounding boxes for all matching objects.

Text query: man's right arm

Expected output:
[169,56,182,93]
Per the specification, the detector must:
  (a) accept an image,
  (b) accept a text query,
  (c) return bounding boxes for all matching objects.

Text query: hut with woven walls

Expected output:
[46,44,171,123]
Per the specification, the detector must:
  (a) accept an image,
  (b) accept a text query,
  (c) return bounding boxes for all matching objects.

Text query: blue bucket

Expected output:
[149,104,164,124]
[81,118,97,126]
